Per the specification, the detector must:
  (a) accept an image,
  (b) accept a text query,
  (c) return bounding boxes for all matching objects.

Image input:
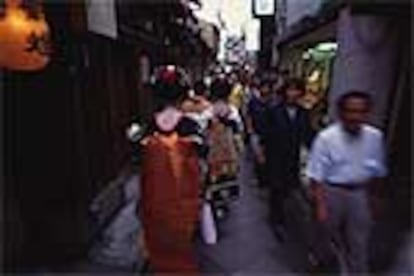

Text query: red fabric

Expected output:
[160,67,178,84]
[140,133,200,274]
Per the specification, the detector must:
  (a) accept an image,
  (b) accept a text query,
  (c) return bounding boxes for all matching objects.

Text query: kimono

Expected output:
[181,95,213,132]
[206,101,243,184]
[204,101,243,213]
[139,108,203,274]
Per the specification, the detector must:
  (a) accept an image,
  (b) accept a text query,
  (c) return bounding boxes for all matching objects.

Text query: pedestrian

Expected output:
[246,78,272,188]
[264,77,314,235]
[228,71,246,113]
[181,80,213,132]
[307,91,387,274]
[181,80,213,193]
[205,77,243,218]
[137,65,204,274]
[209,76,244,150]
[240,72,259,144]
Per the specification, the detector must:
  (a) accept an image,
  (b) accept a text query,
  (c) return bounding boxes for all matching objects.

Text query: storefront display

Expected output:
[300,42,337,129]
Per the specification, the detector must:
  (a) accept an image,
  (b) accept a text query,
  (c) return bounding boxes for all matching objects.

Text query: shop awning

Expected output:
[278,19,337,50]
[276,0,340,50]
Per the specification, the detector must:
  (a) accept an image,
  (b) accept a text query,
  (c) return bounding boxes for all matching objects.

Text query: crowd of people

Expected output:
[133,64,387,275]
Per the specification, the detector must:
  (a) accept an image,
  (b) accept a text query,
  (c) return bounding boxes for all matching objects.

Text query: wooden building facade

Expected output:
[3,0,216,272]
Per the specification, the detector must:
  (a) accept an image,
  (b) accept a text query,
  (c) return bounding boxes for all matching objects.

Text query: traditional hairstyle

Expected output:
[194,80,207,96]
[280,78,305,94]
[152,65,189,108]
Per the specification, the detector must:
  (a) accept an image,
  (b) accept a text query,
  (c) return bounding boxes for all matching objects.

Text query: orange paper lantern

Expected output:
[0,0,51,71]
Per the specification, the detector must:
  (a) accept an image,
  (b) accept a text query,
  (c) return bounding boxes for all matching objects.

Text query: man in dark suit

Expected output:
[263,78,314,234]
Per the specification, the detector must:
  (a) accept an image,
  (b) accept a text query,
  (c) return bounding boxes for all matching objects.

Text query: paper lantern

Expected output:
[0,0,51,71]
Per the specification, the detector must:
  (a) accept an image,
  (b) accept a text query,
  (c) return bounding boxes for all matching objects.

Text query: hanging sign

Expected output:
[86,0,117,39]
[253,0,275,17]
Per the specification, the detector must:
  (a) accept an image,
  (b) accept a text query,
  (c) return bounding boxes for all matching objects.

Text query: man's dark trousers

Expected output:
[268,170,300,227]
[264,104,314,227]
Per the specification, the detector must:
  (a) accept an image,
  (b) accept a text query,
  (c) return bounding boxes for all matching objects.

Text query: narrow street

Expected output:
[82,151,412,275]
[2,1,410,274]
[15,146,403,275]
[195,151,308,275]
[85,151,312,275]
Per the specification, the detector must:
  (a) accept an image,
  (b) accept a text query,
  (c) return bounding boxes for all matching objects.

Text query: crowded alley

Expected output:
[2,0,412,275]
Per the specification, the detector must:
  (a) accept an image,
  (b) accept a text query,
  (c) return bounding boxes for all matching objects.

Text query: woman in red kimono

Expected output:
[138,65,204,274]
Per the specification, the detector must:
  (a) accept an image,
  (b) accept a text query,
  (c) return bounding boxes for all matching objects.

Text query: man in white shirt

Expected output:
[307,91,387,274]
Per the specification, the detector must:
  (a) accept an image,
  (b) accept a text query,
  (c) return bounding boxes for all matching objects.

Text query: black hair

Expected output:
[153,80,189,112]
[154,82,187,102]
[259,79,271,89]
[152,66,190,103]
[210,78,231,100]
[279,77,306,97]
[194,80,207,96]
[337,90,372,110]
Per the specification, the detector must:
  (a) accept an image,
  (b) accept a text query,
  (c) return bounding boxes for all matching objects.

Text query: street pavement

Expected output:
[88,174,143,271]
[85,152,310,275]
[195,152,307,275]
[387,231,414,275]
[71,151,412,275]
